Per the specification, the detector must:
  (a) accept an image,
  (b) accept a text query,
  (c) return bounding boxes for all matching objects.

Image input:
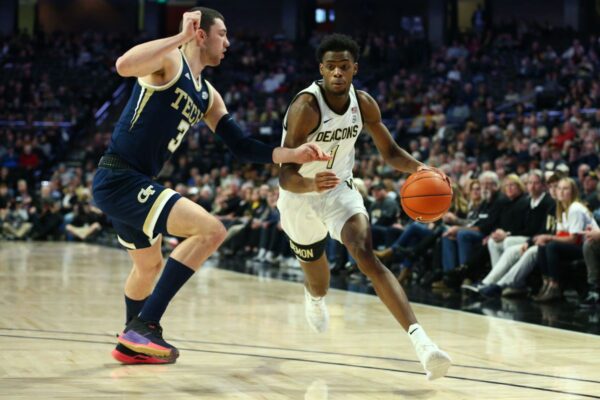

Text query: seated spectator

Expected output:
[65,202,103,242]
[0,183,9,209]
[1,197,32,240]
[253,189,290,264]
[485,174,530,267]
[534,178,599,302]
[369,183,400,249]
[30,199,63,241]
[580,226,600,307]
[465,170,557,297]
[440,172,503,275]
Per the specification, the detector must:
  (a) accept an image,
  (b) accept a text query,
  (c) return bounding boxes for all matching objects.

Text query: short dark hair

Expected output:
[316,33,360,63]
[179,7,224,34]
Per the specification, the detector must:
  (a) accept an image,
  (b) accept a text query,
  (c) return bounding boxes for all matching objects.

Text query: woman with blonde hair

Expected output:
[534,177,599,302]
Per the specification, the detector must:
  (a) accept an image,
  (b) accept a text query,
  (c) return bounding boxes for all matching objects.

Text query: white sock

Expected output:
[305,286,323,301]
[257,248,266,258]
[407,323,434,347]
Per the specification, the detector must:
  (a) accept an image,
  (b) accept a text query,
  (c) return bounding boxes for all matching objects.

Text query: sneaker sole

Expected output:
[306,317,329,333]
[111,348,177,365]
[117,331,174,358]
[425,352,452,381]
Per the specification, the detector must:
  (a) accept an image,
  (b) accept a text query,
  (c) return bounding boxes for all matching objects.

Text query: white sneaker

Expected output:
[265,251,275,263]
[414,341,452,380]
[286,257,301,269]
[304,287,329,333]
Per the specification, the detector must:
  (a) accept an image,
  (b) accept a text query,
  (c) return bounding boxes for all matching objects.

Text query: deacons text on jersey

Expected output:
[107,49,213,177]
[281,80,363,184]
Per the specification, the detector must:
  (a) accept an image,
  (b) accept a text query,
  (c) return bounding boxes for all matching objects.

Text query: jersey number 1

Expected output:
[326,145,339,169]
[168,120,190,153]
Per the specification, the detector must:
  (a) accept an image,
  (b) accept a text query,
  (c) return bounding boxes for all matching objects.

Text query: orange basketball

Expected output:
[400,170,452,222]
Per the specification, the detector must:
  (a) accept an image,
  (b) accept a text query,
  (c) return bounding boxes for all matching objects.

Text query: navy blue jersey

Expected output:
[107,49,212,177]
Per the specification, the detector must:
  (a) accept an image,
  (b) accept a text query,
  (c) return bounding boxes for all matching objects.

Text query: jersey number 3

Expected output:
[326,145,339,169]
[168,120,190,153]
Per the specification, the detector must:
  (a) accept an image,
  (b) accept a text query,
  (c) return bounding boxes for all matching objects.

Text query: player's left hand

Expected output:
[291,143,332,164]
[417,165,451,186]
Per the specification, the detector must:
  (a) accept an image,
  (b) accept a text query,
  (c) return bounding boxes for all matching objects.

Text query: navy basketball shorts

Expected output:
[92,167,182,250]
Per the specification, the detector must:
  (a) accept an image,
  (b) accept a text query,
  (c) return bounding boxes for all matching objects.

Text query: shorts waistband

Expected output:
[98,154,134,170]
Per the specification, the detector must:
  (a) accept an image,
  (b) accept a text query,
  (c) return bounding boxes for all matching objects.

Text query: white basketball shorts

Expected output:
[277,180,369,245]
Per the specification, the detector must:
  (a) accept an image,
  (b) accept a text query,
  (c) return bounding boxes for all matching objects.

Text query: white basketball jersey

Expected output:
[281,80,363,183]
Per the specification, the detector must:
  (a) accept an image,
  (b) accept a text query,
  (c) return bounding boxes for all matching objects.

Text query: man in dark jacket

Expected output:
[441,171,505,272]
[466,171,558,297]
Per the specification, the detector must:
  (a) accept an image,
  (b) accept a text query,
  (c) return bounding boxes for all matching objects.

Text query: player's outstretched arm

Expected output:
[115,11,201,79]
[204,90,331,165]
[279,95,340,193]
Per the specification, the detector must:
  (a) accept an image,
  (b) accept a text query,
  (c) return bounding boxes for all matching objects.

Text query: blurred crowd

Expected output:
[1,19,600,308]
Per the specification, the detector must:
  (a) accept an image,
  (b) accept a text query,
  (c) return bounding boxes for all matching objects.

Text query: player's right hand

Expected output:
[180,10,202,42]
[313,171,340,193]
[417,165,451,186]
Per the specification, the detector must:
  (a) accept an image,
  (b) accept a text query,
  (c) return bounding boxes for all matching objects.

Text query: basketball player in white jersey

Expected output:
[278,34,452,380]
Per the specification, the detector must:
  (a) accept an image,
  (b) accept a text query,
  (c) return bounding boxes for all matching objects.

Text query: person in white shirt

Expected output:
[535,177,599,302]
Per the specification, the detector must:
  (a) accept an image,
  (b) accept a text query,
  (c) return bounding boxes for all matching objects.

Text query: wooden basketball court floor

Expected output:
[1,242,599,399]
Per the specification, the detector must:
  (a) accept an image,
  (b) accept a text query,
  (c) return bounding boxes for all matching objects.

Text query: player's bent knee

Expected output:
[134,259,162,278]
[193,217,226,248]
[210,221,227,247]
[289,237,327,262]
[345,240,370,260]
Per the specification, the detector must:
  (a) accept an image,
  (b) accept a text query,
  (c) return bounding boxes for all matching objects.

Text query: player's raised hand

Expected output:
[291,143,332,164]
[314,171,340,192]
[180,10,202,42]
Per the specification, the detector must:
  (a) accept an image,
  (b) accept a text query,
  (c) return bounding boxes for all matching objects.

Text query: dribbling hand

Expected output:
[313,171,340,193]
[180,11,202,42]
[417,165,451,186]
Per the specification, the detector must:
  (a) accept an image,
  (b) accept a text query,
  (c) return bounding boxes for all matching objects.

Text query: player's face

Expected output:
[204,18,230,66]
[319,51,357,96]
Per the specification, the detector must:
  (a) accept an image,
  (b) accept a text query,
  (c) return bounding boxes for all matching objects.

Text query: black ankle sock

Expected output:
[125,295,148,324]
[139,257,195,323]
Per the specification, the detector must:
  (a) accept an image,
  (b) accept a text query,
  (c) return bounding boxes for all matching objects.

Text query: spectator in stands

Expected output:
[440,171,503,274]
[465,170,557,297]
[580,227,600,307]
[369,183,400,248]
[30,199,63,241]
[65,202,103,242]
[1,197,32,240]
[0,183,9,209]
[484,174,530,267]
[534,177,599,302]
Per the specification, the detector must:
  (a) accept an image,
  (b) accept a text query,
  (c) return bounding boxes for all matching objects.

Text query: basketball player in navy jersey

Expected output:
[278,34,452,380]
[92,8,329,365]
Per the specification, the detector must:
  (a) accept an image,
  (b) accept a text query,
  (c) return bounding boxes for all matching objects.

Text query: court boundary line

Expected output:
[1,327,598,385]
[0,333,598,399]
